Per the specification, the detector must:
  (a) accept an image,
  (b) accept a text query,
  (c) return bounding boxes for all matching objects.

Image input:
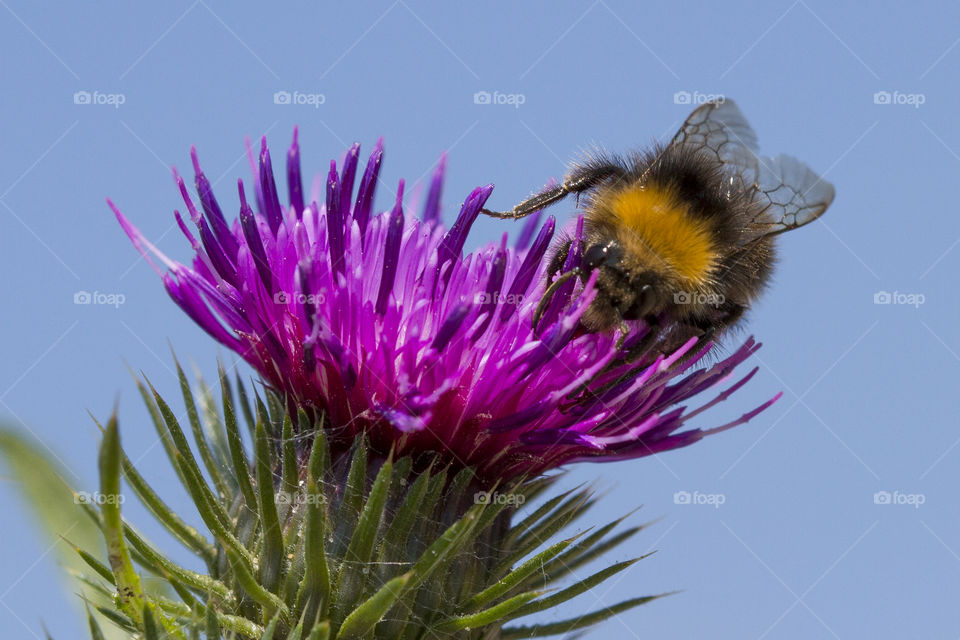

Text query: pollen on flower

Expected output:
[109,128,779,481]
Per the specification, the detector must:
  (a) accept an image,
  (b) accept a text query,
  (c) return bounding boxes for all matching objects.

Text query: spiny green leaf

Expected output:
[335,571,412,639]
[259,613,280,640]
[495,490,592,578]
[219,363,258,513]
[130,372,191,489]
[306,620,330,640]
[466,533,582,610]
[86,602,107,640]
[116,444,213,563]
[225,546,289,621]
[378,462,431,572]
[142,603,161,640]
[331,436,367,558]
[121,523,234,604]
[432,589,544,632]
[543,525,645,585]
[146,378,235,535]
[500,594,667,638]
[334,457,393,621]
[296,436,331,625]
[234,373,257,439]
[505,485,581,546]
[281,414,298,495]
[510,557,646,619]
[194,369,234,474]
[99,414,145,624]
[72,544,116,586]
[204,598,220,640]
[173,354,230,499]
[173,448,257,570]
[255,420,287,594]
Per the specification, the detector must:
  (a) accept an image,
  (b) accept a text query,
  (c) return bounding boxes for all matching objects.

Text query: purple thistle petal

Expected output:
[112,131,779,482]
[286,127,305,218]
[514,205,544,251]
[422,152,446,224]
[238,179,274,295]
[189,148,240,261]
[499,215,555,324]
[340,142,361,222]
[354,137,383,241]
[259,137,284,235]
[471,240,507,341]
[376,180,405,316]
[325,159,344,274]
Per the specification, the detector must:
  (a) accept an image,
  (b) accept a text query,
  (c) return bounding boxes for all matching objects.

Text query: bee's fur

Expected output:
[481,100,834,357]
[546,143,775,342]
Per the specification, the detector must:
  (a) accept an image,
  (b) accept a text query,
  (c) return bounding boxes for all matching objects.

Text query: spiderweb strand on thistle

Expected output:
[110,127,780,483]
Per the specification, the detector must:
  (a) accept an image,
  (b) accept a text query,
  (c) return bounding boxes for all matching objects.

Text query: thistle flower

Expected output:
[111,129,778,481]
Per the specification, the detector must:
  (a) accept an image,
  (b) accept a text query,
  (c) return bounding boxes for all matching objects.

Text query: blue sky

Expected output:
[1,2,958,638]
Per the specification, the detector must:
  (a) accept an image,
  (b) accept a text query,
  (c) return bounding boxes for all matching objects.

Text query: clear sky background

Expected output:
[1,2,958,638]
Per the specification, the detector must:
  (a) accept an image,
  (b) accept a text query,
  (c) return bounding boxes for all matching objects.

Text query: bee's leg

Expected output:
[672,328,717,370]
[621,315,661,364]
[532,268,580,329]
[482,163,626,219]
[482,183,569,219]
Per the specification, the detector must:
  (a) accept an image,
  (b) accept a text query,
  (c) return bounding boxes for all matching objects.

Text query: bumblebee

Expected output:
[482,99,835,352]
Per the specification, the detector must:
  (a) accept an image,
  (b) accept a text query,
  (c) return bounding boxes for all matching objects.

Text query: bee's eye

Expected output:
[582,242,622,270]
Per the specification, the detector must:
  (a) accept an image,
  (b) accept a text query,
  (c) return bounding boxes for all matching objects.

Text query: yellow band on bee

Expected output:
[609,185,717,285]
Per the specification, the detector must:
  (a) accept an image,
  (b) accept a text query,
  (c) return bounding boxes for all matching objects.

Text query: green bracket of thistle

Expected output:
[73,359,670,639]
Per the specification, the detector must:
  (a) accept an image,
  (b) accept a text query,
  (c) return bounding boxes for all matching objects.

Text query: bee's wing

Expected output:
[670,99,834,239]
[669,99,760,188]
[748,153,835,237]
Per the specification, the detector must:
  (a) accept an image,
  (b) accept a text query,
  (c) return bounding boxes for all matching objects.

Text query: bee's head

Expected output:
[580,241,668,328]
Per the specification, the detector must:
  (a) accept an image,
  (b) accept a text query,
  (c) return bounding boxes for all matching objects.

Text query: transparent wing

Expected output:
[670,99,834,238]
[670,99,760,189]
[750,154,835,236]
